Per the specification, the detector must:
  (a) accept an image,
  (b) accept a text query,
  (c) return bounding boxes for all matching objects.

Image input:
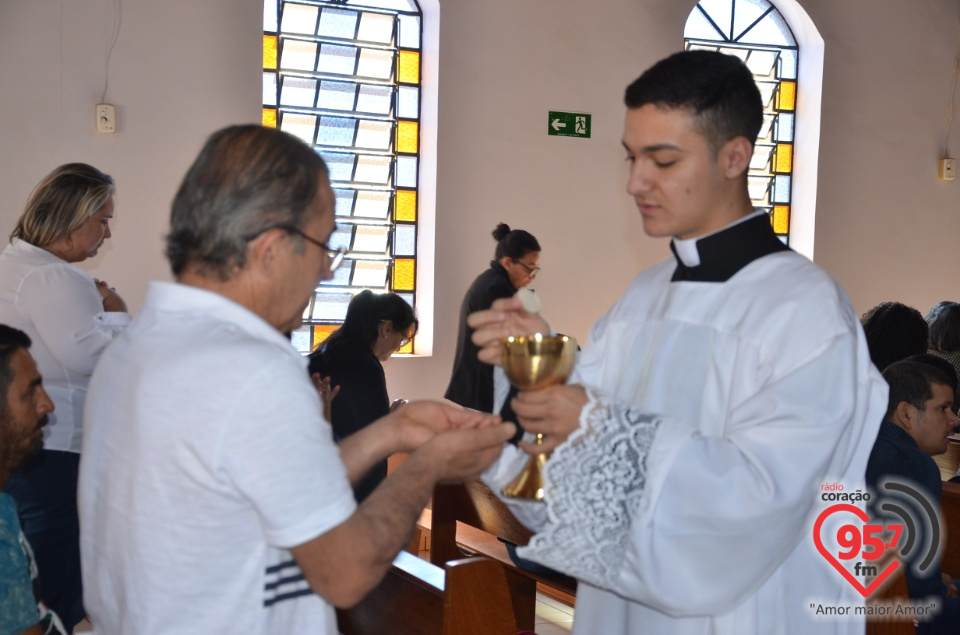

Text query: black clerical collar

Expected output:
[669,212,790,283]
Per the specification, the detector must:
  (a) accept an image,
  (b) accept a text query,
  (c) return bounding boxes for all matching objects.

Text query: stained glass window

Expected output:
[684,0,798,243]
[264,0,423,354]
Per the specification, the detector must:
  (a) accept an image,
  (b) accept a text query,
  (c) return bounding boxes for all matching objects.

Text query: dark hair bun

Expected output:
[492,223,511,242]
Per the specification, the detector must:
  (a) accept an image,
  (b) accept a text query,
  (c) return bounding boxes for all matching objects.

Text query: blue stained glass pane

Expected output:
[318,81,357,111]
[357,12,395,44]
[698,0,734,40]
[317,44,358,76]
[356,85,393,114]
[779,49,798,80]
[264,1,278,33]
[394,224,416,256]
[291,326,310,353]
[398,293,414,308]
[327,224,354,251]
[349,0,418,10]
[312,292,353,321]
[398,86,419,118]
[281,3,319,34]
[263,72,278,107]
[773,175,791,203]
[319,152,356,181]
[398,14,421,49]
[318,116,357,146]
[320,261,354,286]
[280,76,317,107]
[739,9,795,46]
[334,188,357,216]
[684,8,725,41]
[732,0,770,41]
[318,7,359,38]
[396,156,417,187]
[775,113,794,142]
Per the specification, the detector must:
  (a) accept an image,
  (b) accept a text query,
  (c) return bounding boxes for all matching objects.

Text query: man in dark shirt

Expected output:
[867,360,960,634]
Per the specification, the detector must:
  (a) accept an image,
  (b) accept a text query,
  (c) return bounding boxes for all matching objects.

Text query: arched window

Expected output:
[263,0,425,355]
[684,0,798,245]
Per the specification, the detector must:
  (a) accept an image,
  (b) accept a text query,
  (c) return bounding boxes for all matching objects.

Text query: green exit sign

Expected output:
[548,111,591,138]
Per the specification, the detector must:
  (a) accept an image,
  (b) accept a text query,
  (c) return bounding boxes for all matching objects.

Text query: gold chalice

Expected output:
[500,333,577,500]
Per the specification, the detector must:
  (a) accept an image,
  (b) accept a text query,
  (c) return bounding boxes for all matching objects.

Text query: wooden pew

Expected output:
[865,562,914,635]
[934,439,960,481]
[430,481,577,631]
[337,551,518,635]
[940,480,960,576]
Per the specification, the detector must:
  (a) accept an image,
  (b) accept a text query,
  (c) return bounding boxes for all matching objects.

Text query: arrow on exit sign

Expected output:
[548,111,591,138]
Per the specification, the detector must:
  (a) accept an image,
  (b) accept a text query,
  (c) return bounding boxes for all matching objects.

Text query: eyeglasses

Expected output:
[251,224,348,271]
[512,258,541,277]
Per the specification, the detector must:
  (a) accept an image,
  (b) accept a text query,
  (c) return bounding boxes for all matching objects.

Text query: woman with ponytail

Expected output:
[445,223,540,414]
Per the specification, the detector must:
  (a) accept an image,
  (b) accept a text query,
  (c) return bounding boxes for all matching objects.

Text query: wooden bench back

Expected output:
[431,481,533,564]
[940,480,960,576]
[337,553,517,635]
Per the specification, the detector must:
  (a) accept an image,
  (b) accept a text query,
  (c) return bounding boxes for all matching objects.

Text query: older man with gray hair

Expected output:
[78,125,514,634]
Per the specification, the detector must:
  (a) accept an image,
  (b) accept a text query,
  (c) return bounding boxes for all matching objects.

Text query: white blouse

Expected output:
[0,239,130,452]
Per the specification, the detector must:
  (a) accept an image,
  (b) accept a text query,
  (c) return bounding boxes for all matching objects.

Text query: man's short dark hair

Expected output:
[883,361,953,421]
[624,50,763,153]
[0,325,31,414]
[166,125,330,281]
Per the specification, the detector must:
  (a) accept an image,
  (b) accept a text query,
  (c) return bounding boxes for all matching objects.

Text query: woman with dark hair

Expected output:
[0,163,129,629]
[445,223,541,414]
[307,290,418,502]
[927,301,960,382]
[860,301,929,372]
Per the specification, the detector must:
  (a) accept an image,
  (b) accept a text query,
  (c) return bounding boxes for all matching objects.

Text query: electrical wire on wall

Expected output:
[943,2,960,160]
[101,0,121,104]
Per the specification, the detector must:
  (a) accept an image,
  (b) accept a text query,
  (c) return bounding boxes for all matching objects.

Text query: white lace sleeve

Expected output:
[517,386,664,591]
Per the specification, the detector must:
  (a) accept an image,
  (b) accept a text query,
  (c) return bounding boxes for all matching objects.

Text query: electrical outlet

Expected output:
[96,104,116,134]
[939,157,956,181]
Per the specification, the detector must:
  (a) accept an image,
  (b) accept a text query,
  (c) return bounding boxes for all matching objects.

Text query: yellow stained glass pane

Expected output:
[397,121,419,154]
[262,108,277,128]
[772,205,790,235]
[398,339,413,355]
[263,35,278,70]
[393,258,415,291]
[395,190,417,222]
[398,50,420,84]
[311,324,339,351]
[774,143,793,173]
[777,80,796,111]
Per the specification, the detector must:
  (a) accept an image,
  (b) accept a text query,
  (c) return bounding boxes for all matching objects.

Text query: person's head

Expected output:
[861,302,929,371]
[0,325,54,483]
[926,301,960,354]
[492,223,541,289]
[883,361,959,456]
[166,125,338,333]
[11,163,116,263]
[904,352,960,414]
[325,290,419,362]
[621,50,763,240]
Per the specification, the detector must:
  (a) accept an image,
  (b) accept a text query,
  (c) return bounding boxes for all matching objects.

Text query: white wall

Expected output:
[1,0,958,403]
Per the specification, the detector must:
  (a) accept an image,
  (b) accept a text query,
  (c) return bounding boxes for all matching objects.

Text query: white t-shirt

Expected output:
[79,281,356,634]
[0,239,130,452]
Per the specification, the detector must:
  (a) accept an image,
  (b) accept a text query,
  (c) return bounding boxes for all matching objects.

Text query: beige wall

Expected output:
[0,0,957,402]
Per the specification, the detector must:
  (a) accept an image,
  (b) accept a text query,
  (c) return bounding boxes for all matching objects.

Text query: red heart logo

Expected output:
[813,503,899,598]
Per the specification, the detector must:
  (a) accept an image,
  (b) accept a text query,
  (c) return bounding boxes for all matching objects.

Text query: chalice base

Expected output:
[502,451,549,501]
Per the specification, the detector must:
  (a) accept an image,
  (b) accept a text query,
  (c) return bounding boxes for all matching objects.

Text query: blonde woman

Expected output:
[0,163,130,629]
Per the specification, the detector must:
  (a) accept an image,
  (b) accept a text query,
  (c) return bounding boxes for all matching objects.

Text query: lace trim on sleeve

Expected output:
[516,386,663,591]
